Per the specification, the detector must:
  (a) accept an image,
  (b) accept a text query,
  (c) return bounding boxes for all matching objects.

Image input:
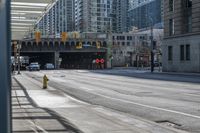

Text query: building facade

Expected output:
[162,0,200,72]
[112,29,163,67]
[128,0,163,30]
[112,0,129,33]
[75,0,113,33]
[35,0,74,37]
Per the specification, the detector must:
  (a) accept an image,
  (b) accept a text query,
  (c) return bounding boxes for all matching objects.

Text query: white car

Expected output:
[44,63,55,70]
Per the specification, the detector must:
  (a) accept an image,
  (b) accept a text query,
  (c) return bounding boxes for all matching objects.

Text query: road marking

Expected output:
[88,90,200,119]
[184,93,200,97]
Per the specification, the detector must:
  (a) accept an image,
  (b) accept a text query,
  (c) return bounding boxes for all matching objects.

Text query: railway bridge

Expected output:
[12,38,111,69]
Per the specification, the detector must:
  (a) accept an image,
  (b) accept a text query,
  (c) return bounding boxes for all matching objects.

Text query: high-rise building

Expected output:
[128,0,163,30]
[75,0,113,33]
[35,0,74,37]
[112,0,129,33]
[162,0,200,72]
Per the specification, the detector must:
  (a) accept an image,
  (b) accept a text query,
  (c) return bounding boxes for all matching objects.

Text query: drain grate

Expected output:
[155,120,182,128]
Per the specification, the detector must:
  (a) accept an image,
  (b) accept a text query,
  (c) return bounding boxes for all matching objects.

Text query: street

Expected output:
[15,69,200,133]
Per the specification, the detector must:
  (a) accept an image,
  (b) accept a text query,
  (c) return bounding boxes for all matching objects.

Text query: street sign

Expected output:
[100,59,105,64]
[35,32,41,43]
[61,32,68,42]
[96,59,100,63]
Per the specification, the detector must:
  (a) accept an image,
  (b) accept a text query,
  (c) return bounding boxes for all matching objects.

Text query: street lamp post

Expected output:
[17,43,21,74]
[149,17,154,73]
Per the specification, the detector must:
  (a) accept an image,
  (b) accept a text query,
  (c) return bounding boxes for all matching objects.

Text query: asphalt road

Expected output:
[24,69,200,133]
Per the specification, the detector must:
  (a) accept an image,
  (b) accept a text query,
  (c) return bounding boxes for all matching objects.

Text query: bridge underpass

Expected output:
[60,52,106,69]
[20,52,55,69]
[12,39,109,70]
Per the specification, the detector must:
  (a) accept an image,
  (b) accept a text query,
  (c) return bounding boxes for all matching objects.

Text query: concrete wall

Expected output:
[162,34,200,72]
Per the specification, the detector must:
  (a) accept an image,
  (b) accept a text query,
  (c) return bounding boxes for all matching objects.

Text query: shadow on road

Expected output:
[88,69,200,84]
[12,78,83,133]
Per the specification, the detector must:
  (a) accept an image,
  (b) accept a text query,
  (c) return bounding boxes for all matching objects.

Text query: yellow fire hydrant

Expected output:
[43,75,49,89]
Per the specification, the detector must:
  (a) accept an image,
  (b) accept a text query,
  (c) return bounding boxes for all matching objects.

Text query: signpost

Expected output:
[0,0,12,132]
[96,59,100,64]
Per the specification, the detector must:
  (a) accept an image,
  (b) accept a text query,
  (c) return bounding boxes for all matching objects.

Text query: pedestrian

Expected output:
[11,63,14,74]
[92,59,96,69]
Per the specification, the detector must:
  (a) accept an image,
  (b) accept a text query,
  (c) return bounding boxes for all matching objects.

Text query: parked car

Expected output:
[154,61,162,67]
[27,62,40,71]
[44,63,55,70]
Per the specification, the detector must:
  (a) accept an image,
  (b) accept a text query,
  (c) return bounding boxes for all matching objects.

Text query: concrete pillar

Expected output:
[0,0,12,132]
[54,51,61,69]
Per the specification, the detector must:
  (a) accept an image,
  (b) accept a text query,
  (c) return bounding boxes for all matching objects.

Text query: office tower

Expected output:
[128,0,163,30]
[112,0,129,33]
[36,0,74,37]
[75,0,113,33]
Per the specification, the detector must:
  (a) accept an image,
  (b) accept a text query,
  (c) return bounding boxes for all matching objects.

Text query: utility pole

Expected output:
[0,0,12,132]
[107,15,113,69]
[150,21,154,73]
[13,41,17,74]
[17,43,21,74]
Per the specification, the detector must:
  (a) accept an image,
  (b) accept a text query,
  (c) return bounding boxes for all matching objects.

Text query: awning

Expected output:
[11,0,56,40]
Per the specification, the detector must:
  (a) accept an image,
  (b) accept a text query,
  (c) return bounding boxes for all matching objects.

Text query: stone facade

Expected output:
[162,0,200,72]
[162,34,200,72]
[112,29,163,67]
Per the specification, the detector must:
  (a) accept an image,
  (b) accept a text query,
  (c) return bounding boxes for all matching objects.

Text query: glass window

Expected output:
[169,19,174,36]
[168,46,173,61]
[186,44,190,60]
[186,0,192,8]
[180,45,185,61]
[169,0,174,11]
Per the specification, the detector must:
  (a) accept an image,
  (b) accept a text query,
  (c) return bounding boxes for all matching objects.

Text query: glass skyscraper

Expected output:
[35,0,74,37]
[128,0,163,30]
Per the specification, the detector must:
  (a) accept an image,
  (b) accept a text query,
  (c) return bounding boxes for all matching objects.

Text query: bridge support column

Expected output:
[54,51,60,69]
[0,0,12,132]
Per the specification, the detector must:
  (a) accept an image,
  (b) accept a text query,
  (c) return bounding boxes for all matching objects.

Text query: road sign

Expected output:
[100,59,105,64]
[96,41,100,49]
[61,32,68,42]
[96,59,100,63]
[35,31,41,43]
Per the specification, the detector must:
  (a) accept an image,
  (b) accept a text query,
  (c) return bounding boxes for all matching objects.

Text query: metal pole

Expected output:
[14,42,17,74]
[150,20,154,73]
[0,0,12,132]
[17,43,21,74]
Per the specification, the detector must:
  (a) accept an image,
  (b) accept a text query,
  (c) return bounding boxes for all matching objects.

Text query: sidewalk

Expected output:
[12,78,82,133]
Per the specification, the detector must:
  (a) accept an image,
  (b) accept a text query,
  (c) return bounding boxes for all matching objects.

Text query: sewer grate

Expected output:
[155,120,182,128]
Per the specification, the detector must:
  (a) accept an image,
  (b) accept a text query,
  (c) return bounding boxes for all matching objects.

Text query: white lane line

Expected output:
[184,93,200,97]
[86,90,200,119]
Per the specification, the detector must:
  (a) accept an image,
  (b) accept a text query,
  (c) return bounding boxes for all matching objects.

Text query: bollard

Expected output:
[43,75,49,89]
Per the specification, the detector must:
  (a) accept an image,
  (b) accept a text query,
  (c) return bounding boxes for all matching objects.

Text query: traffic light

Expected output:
[96,41,100,49]
[35,32,41,43]
[76,42,82,49]
[61,32,68,42]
